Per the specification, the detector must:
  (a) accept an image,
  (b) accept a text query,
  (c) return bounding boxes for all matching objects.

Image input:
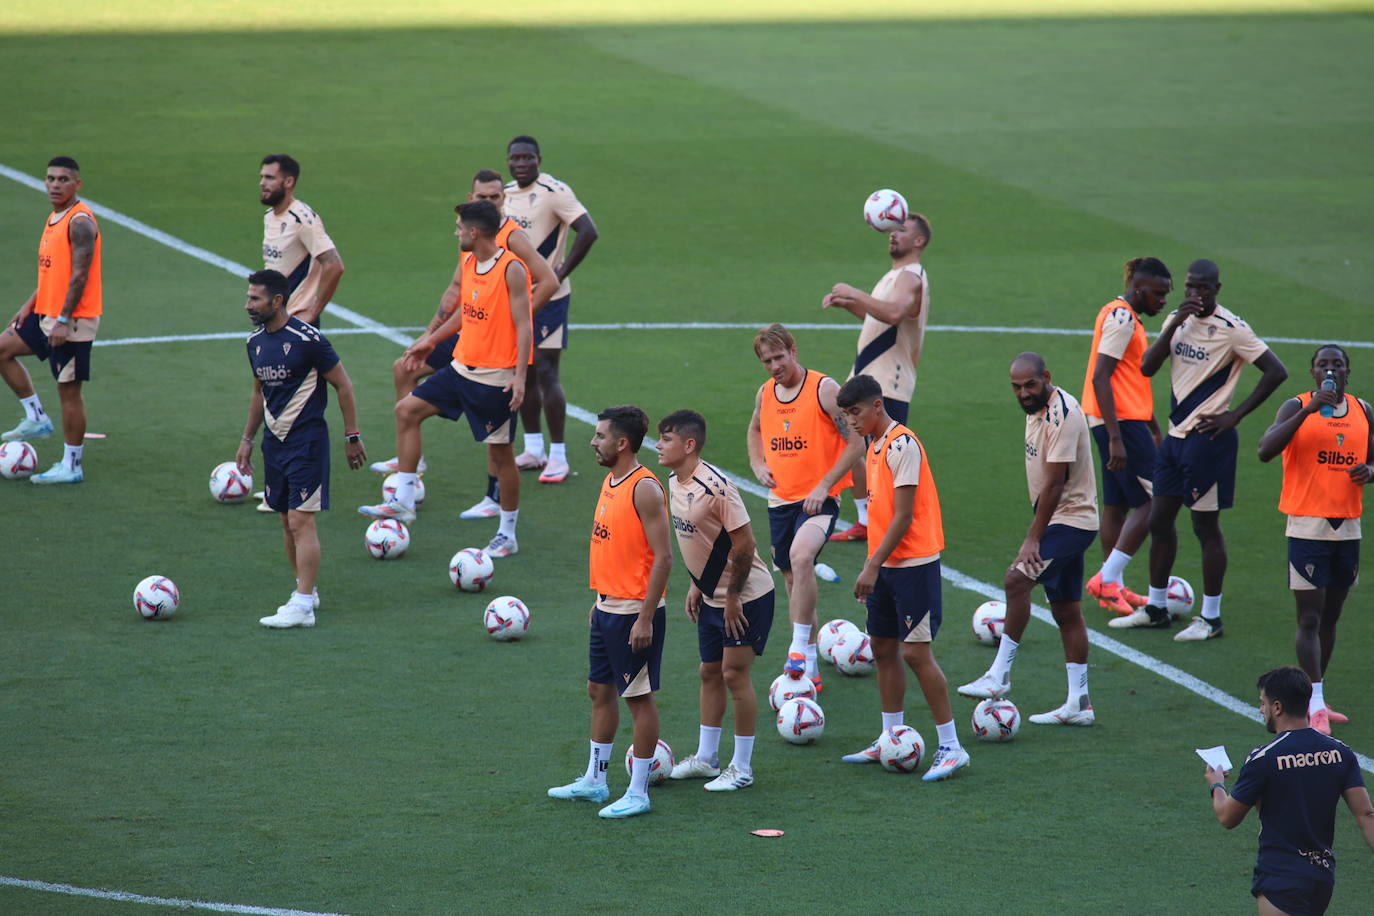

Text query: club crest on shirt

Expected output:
[783,420,791,432]
[529,192,538,205]
[283,342,292,356]
[1337,434,1345,447]
[255,346,261,356]
[1207,326,1217,338]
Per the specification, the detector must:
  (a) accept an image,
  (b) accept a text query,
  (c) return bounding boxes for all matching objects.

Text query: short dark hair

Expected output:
[1187,258,1220,283]
[472,168,504,186]
[1311,344,1350,368]
[1257,666,1312,718]
[247,269,290,305]
[48,156,80,172]
[658,410,707,452]
[260,154,300,180]
[836,374,883,409]
[456,200,502,237]
[508,135,541,156]
[1124,256,1171,286]
[598,405,649,453]
[907,212,932,247]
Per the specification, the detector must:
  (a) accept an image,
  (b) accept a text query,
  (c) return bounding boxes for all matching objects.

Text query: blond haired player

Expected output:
[657,409,775,791]
[504,135,599,484]
[822,212,932,542]
[747,323,861,689]
[1,156,102,483]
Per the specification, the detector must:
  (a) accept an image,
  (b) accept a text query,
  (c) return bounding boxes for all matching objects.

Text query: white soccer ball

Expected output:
[878,725,926,773]
[832,632,875,675]
[208,460,252,503]
[133,575,179,620]
[1166,576,1195,619]
[863,188,909,232]
[776,697,826,744]
[483,595,529,641]
[818,618,861,664]
[0,440,39,479]
[768,673,818,711]
[382,472,425,507]
[972,600,1007,645]
[364,519,410,559]
[449,547,495,592]
[971,698,1021,743]
[623,739,674,786]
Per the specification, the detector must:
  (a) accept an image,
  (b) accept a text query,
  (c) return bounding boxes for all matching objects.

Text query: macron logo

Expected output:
[1276,749,1343,770]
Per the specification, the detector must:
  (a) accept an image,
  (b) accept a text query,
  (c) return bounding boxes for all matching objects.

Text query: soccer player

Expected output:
[234,270,366,628]
[746,323,862,687]
[367,169,558,522]
[1,156,102,484]
[1082,258,1171,614]
[834,374,968,782]
[656,409,775,791]
[1205,666,1374,915]
[258,154,344,327]
[504,135,599,484]
[359,200,531,557]
[1256,345,1372,735]
[822,212,933,543]
[1111,259,1287,639]
[549,406,672,818]
[959,353,1099,726]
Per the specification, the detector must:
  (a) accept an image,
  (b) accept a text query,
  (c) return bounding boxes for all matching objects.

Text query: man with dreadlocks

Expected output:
[1257,344,1372,735]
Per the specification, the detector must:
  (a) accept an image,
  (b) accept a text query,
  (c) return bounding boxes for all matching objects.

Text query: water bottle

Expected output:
[814,562,841,583]
[1319,370,1337,418]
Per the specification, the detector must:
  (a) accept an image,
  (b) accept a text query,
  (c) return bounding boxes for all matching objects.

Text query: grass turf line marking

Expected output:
[0,876,359,916]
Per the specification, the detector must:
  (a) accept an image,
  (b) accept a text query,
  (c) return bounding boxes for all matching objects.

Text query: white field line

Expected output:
[1,165,1368,910]
[0,875,358,916]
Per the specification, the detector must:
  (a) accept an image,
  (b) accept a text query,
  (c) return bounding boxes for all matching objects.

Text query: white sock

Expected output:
[1100,549,1132,585]
[1309,681,1325,716]
[1148,585,1168,607]
[63,444,83,470]
[290,591,314,610]
[990,633,1019,681]
[394,471,418,508]
[629,755,652,797]
[20,394,46,422]
[1201,594,1222,620]
[789,623,812,656]
[499,509,518,539]
[935,719,960,750]
[584,741,613,785]
[696,725,722,763]
[1067,662,1089,703]
[524,432,545,457]
[549,442,566,462]
[294,580,320,601]
[854,496,869,526]
[731,735,755,774]
[881,710,904,732]
[804,644,819,679]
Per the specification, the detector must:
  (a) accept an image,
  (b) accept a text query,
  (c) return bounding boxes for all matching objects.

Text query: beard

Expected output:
[260,187,285,206]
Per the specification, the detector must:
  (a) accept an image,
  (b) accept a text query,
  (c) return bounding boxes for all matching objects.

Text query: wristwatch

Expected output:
[344,432,361,444]
[56,315,70,325]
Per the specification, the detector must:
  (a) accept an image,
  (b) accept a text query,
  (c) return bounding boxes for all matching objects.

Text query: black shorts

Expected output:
[588,603,666,697]
[263,434,330,513]
[1251,871,1332,916]
[535,294,570,350]
[1288,538,1360,591]
[767,498,838,571]
[424,333,459,371]
[1155,429,1237,511]
[1012,524,1097,604]
[16,312,95,383]
[697,592,774,662]
[411,364,516,444]
[866,561,942,643]
[1091,420,1156,509]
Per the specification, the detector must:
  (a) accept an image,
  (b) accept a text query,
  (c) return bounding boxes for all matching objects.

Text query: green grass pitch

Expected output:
[1,2,1371,913]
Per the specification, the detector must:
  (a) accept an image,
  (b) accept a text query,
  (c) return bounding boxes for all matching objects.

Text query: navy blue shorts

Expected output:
[883,396,909,426]
[1154,429,1237,511]
[866,561,943,643]
[1251,872,1332,916]
[1013,524,1097,604]
[1092,420,1157,509]
[16,312,95,383]
[767,498,838,571]
[423,332,458,371]
[1288,538,1360,591]
[697,592,775,662]
[589,603,666,697]
[411,364,516,444]
[263,434,330,513]
[535,294,569,349]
